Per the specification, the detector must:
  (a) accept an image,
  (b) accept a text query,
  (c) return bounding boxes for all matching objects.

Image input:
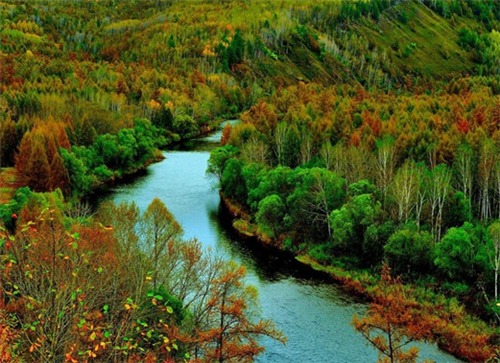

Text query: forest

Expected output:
[0,0,499,362]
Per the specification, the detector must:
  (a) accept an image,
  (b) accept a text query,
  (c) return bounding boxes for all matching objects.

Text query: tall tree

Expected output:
[391,161,418,224]
[428,164,452,243]
[478,140,496,221]
[14,131,33,185]
[0,119,18,167]
[49,152,70,194]
[274,122,289,166]
[140,198,183,290]
[195,262,285,362]
[487,221,500,301]
[319,141,335,171]
[27,136,50,192]
[454,144,474,210]
[375,136,395,204]
[353,264,433,363]
[288,168,345,238]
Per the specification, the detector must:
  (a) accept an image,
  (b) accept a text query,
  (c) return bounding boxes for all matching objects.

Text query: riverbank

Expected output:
[220,194,498,362]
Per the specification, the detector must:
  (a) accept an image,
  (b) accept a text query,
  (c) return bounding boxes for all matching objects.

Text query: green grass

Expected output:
[357,1,474,78]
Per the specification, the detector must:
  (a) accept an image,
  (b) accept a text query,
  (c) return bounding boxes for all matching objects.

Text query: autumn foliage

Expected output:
[0,197,284,362]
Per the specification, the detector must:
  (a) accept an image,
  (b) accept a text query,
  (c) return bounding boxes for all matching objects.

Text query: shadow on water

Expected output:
[209,203,359,291]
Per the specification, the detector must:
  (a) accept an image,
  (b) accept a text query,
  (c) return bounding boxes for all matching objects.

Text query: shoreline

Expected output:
[219,194,498,363]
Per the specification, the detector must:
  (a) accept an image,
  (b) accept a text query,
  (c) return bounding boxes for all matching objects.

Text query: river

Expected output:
[101,122,463,363]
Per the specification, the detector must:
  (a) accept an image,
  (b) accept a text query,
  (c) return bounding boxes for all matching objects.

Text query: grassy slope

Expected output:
[243,0,478,84]
[358,1,474,78]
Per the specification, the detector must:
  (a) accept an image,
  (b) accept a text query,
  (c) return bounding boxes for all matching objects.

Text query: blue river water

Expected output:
[102,123,463,363]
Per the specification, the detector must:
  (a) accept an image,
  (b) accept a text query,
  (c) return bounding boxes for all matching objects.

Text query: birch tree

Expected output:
[428,164,452,243]
[274,122,289,166]
[319,141,335,171]
[454,144,474,210]
[391,161,418,224]
[478,140,496,221]
[487,221,500,301]
[375,136,395,204]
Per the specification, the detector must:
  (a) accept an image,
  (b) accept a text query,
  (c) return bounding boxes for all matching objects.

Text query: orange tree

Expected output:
[353,264,434,363]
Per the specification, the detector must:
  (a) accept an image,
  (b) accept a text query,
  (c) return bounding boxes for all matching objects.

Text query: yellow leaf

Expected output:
[90,332,96,341]
[124,303,131,310]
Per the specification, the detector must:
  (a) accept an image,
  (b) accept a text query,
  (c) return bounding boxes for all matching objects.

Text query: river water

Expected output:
[101,123,462,363]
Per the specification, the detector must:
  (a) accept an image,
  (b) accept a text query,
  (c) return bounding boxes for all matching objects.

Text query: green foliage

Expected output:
[60,148,93,198]
[172,114,198,138]
[330,194,382,257]
[363,221,395,267]
[384,225,434,277]
[348,180,377,197]
[221,158,247,204]
[434,222,486,282]
[256,194,286,237]
[287,167,346,240]
[247,166,297,212]
[0,186,32,231]
[444,191,472,228]
[207,145,238,184]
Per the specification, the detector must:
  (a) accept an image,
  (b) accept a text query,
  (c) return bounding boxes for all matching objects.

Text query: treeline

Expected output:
[0,195,284,361]
[209,81,500,322]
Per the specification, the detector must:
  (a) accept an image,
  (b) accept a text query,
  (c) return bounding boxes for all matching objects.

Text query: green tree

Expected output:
[434,222,484,282]
[60,149,93,197]
[384,226,433,277]
[330,193,381,258]
[256,194,286,237]
[247,166,296,211]
[221,158,247,204]
[207,145,238,185]
[287,168,346,239]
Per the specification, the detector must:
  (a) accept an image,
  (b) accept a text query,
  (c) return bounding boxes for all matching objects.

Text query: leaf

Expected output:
[166,306,174,314]
[90,332,97,341]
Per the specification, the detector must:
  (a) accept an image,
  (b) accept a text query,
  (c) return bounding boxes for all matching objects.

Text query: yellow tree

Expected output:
[139,198,183,290]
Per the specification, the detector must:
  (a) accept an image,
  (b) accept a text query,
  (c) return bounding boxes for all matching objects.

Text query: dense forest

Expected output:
[0,0,499,362]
